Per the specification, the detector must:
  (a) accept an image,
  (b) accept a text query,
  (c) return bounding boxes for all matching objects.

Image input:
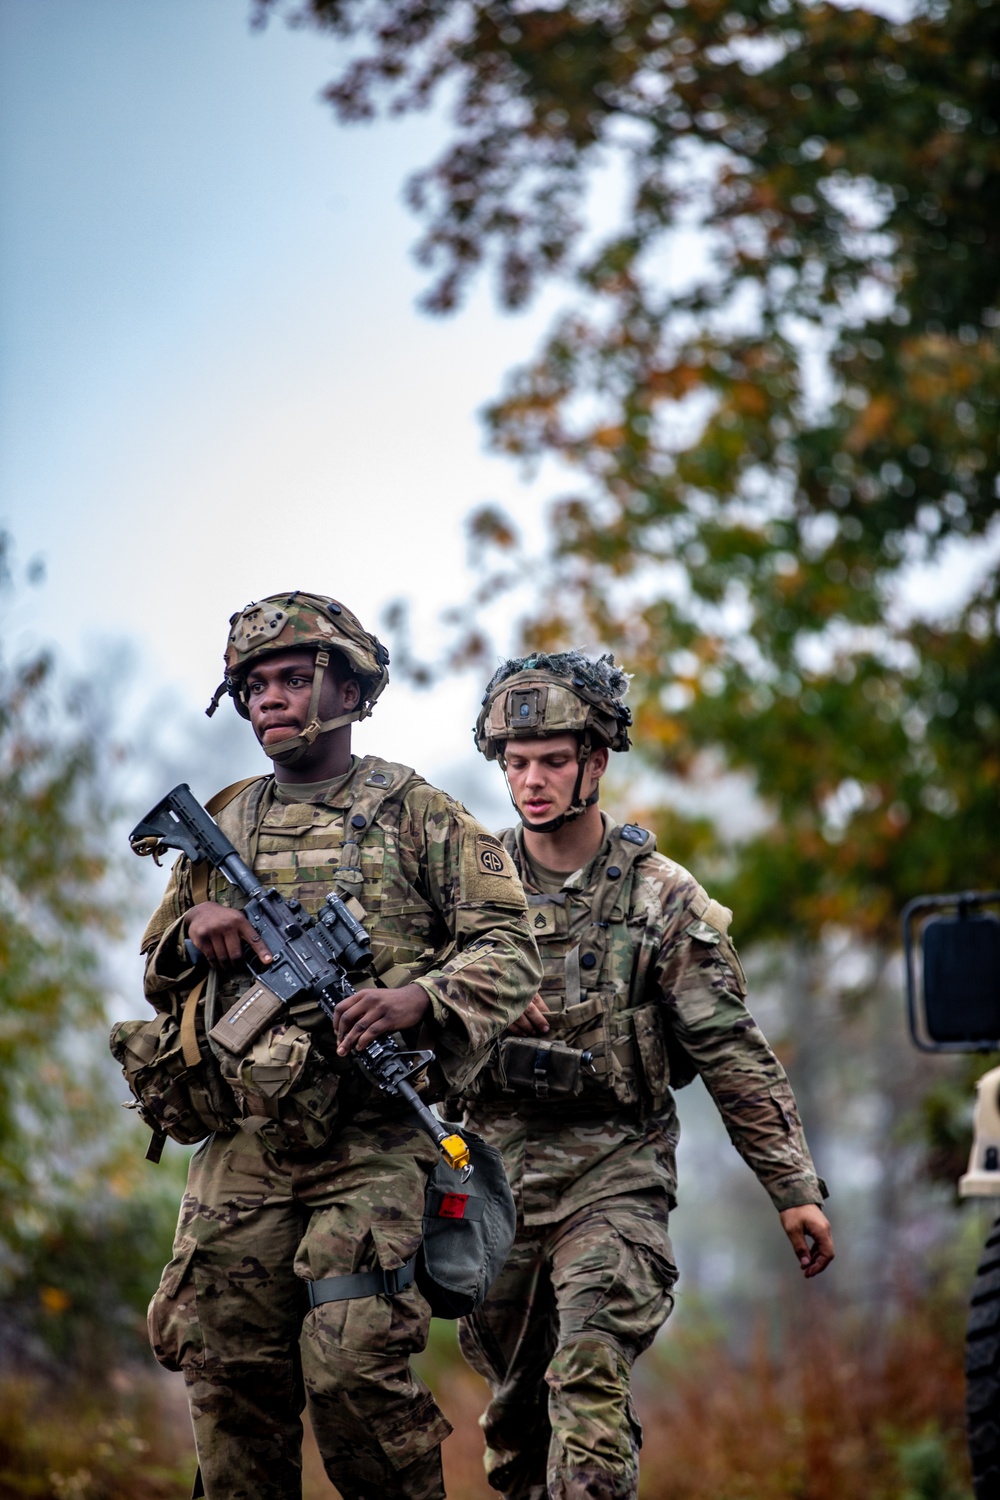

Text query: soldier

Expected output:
[453,650,834,1500]
[138,594,541,1500]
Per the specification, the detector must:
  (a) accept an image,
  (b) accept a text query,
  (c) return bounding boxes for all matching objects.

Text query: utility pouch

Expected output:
[306,1128,516,1320]
[217,1020,348,1154]
[631,1002,670,1111]
[498,1037,589,1099]
[110,984,236,1160]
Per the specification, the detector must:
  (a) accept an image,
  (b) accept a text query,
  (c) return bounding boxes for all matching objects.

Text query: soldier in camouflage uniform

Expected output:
[138,594,541,1500]
[453,651,834,1500]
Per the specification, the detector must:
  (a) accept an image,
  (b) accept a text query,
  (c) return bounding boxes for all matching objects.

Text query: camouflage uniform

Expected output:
[142,754,541,1500]
[455,811,826,1500]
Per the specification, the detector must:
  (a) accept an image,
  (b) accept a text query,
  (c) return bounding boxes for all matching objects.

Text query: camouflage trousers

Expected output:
[148,1119,450,1500]
[458,1191,677,1500]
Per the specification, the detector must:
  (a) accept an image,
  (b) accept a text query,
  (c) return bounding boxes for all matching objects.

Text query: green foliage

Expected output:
[0,545,124,1226]
[1,1159,187,1376]
[0,533,182,1375]
[264,0,1000,944]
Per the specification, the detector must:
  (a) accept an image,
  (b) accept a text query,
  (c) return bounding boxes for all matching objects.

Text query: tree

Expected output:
[257,0,999,943]
[0,534,178,1373]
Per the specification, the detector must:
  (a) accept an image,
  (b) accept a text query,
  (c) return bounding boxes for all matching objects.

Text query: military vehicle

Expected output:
[904,890,1000,1499]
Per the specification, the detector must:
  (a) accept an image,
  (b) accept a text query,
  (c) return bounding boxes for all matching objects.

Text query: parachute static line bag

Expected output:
[307,1128,516,1320]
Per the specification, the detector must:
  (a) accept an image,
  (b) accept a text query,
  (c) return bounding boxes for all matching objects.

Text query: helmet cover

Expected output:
[475,650,632,763]
[206,591,390,765]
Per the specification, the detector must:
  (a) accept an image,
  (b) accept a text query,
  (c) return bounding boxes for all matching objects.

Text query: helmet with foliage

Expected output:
[474,650,632,831]
[206,591,390,766]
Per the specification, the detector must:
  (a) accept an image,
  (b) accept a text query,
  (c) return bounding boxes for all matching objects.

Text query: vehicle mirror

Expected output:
[903,892,1000,1052]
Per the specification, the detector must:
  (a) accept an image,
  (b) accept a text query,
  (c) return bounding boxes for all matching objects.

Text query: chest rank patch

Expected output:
[477,833,510,877]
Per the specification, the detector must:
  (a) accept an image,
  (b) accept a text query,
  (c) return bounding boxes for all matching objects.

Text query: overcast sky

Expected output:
[0,0,567,824]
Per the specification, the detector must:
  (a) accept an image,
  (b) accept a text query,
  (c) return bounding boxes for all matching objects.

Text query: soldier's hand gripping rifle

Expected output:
[130,783,471,1174]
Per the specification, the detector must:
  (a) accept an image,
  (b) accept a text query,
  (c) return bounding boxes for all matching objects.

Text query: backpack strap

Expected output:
[190,777,269,905]
[180,977,209,1068]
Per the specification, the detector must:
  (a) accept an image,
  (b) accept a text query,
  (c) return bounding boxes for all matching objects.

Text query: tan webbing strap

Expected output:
[180,978,208,1068]
[190,777,267,905]
[688,887,733,933]
[205,777,265,817]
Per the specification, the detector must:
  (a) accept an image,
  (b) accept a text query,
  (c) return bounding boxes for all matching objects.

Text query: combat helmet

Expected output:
[206,591,390,767]
[475,650,632,831]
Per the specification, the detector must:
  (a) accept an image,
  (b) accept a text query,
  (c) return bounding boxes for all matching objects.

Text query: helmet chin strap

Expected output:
[503,739,599,834]
[517,788,600,834]
[253,649,366,768]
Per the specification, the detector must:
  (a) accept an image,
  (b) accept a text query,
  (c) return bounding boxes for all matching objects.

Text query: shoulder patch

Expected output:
[477,836,509,877]
[459,820,526,907]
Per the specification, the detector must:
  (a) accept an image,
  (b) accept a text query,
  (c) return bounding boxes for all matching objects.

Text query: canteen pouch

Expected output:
[418,1128,516,1317]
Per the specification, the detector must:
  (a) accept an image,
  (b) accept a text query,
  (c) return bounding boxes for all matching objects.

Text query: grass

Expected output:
[1,1295,973,1500]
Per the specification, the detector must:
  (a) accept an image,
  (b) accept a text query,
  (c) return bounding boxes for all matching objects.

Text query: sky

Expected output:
[0,0,563,824]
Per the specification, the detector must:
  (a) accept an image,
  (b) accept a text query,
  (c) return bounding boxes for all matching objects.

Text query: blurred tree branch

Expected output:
[255,0,999,949]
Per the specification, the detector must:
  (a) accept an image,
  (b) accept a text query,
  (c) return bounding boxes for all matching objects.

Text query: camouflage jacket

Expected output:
[140,756,542,1145]
[457,817,826,1227]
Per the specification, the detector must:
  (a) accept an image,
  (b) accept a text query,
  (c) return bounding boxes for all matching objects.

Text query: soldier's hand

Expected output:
[184,902,272,972]
[334,983,430,1056]
[779,1204,834,1278]
[508,994,551,1036]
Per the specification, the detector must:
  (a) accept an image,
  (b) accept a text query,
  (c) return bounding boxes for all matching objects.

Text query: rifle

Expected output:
[129,783,470,1173]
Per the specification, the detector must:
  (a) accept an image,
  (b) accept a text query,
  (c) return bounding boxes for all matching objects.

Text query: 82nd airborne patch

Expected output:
[478,833,509,876]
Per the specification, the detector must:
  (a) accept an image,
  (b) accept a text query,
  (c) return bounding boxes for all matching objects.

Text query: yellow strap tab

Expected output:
[439,1133,471,1172]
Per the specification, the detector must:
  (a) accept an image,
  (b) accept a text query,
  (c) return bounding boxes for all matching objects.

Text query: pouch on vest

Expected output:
[417,1128,516,1317]
[110,990,236,1160]
[215,1016,353,1154]
[496,1037,590,1099]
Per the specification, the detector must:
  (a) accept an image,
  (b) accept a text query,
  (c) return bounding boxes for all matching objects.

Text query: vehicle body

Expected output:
[904,891,1000,1499]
